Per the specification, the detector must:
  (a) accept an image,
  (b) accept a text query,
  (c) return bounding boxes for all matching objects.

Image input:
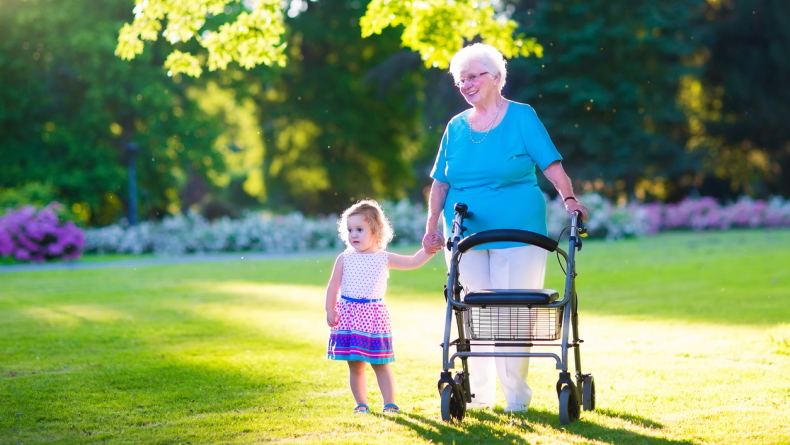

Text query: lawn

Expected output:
[1,229,789,444]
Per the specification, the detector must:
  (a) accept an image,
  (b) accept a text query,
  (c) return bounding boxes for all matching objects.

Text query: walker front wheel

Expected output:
[440,384,466,422]
[558,385,580,425]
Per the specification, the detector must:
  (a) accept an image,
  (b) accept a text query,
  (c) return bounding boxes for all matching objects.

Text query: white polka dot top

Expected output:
[341,250,389,300]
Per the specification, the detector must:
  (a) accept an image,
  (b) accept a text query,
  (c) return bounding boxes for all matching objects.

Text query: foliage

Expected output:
[506,0,705,202]
[117,0,541,76]
[693,0,790,196]
[0,0,227,226]
[251,1,428,213]
[2,230,790,443]
[0,182,58,214]
[360,0,542,68]
[116,0,287,77]
[4,0,790,229]
[0,203,85,262]
[187,79,269,203]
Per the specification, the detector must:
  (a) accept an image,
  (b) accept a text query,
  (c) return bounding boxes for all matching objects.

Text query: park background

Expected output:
[2,0,789,227]
[1,0,790,444]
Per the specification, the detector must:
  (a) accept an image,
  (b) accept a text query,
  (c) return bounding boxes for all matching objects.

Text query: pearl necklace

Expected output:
[468,99,503,144]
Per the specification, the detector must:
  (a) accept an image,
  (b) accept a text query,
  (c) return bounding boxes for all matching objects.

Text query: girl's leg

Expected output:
[490,245,547,412]
[348,360,368,405]
[371,363,395,405]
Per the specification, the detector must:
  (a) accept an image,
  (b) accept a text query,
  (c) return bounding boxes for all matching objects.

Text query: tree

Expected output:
[0,0,226,225]
[249,1,427,213]
[694,0,790,197]
[505,0,704,202]
[115,0,542,75]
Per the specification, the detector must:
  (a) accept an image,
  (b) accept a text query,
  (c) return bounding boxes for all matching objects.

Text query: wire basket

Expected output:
[465,306,563,341]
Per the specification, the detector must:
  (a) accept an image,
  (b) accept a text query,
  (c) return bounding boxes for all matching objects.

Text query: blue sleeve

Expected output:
[522,105,562,171]
[430,125,450,182]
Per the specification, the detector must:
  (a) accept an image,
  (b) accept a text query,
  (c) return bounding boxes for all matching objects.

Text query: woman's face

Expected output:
[457,60,499,106]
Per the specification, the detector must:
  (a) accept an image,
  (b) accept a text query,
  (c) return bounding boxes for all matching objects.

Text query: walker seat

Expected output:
[464,289,559,306]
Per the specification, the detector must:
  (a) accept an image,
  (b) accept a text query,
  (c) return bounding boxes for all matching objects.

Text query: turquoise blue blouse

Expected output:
[430,102,562,249]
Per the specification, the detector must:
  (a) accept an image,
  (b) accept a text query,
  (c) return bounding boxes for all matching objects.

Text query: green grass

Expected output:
[1,229,789,444]
[0,252,155,266]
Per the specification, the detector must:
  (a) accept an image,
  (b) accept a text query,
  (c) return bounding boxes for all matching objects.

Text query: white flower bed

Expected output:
[83,194,790,255]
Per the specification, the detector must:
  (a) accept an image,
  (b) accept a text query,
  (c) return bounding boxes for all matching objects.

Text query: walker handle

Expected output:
[456,229,559,253]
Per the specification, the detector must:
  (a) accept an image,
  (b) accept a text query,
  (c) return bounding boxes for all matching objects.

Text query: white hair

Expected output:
[449,43,508,91]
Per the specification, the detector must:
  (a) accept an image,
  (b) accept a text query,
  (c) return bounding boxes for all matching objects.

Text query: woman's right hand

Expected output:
[422,229,444,254]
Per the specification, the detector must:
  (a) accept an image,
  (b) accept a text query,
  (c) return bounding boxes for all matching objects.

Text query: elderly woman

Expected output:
[422,43,589,412]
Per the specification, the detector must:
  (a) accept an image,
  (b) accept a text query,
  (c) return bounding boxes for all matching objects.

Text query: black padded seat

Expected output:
[464,289,559,306]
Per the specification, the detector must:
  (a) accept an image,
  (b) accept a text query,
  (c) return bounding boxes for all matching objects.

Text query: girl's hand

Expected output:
[326,309,339,327]
[422,230,444,254]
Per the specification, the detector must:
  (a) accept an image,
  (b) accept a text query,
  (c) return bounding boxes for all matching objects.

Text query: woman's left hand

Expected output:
[565,198,589,222]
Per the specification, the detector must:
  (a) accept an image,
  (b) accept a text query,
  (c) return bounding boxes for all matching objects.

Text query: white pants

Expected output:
[449,245,548,411]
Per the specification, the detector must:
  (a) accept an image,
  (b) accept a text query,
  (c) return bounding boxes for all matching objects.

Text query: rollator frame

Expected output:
[437,203,595,424]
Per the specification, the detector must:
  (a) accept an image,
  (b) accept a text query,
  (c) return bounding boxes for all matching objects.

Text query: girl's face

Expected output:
[347,214,377,253]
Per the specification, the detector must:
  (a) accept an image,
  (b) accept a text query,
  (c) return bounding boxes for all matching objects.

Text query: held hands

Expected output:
[326,309,339,327]
[422,230,444,255]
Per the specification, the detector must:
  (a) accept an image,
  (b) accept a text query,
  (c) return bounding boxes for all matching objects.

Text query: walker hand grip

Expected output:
[573,211,588,238]
[456,229,559,253]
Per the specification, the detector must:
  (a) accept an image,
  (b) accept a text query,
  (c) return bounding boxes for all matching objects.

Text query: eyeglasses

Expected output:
[455,72,489,88]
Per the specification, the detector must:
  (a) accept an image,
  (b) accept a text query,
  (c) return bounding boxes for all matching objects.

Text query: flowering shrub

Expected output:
[84,210,336,256]
[82,194,790,256]
[546,193,650,240]
[641,195,790,233]
[549,194,790,239]
[0,203,85,262]
[83,200,429,256]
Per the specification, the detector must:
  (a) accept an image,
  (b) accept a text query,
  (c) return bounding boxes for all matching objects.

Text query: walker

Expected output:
[437,203,595,424]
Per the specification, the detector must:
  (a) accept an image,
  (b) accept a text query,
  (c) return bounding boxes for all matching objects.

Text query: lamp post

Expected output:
[125,142,139,226]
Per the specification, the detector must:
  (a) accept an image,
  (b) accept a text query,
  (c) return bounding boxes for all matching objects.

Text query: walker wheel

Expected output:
[440,383,466,422]
[581,375,596,411]
[558,385,580,425]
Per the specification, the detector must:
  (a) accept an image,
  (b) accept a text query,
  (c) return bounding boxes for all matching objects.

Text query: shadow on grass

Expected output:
[377,411,529,445]
[594,407,665,429]
[380,407,698,445]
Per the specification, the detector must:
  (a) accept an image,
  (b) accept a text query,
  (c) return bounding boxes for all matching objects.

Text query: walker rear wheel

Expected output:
[558,385,580,425]
[581,375,596,411]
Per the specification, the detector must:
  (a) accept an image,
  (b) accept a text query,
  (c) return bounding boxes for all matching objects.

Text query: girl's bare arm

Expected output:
[325,254,343,326]
[388,248,436,270]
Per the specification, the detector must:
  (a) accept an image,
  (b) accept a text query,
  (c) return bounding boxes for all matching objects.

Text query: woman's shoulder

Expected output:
[503,101,544,129]
[507,101,538,116]
[447,109,472,126]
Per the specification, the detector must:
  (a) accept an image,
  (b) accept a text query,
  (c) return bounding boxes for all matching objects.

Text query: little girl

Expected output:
[325,199,437,414]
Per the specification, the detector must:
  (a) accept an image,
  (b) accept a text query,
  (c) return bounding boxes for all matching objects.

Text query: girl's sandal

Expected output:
[383,403,400,414]
[353,403,370,414]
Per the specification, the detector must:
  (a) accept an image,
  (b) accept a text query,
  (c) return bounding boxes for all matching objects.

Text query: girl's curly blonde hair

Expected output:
[338,199,394,250]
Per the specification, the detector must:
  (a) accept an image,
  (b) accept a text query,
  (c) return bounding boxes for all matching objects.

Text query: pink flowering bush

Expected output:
[547,194,790,239]
[0,203,85,262]
[644,195,790,233]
